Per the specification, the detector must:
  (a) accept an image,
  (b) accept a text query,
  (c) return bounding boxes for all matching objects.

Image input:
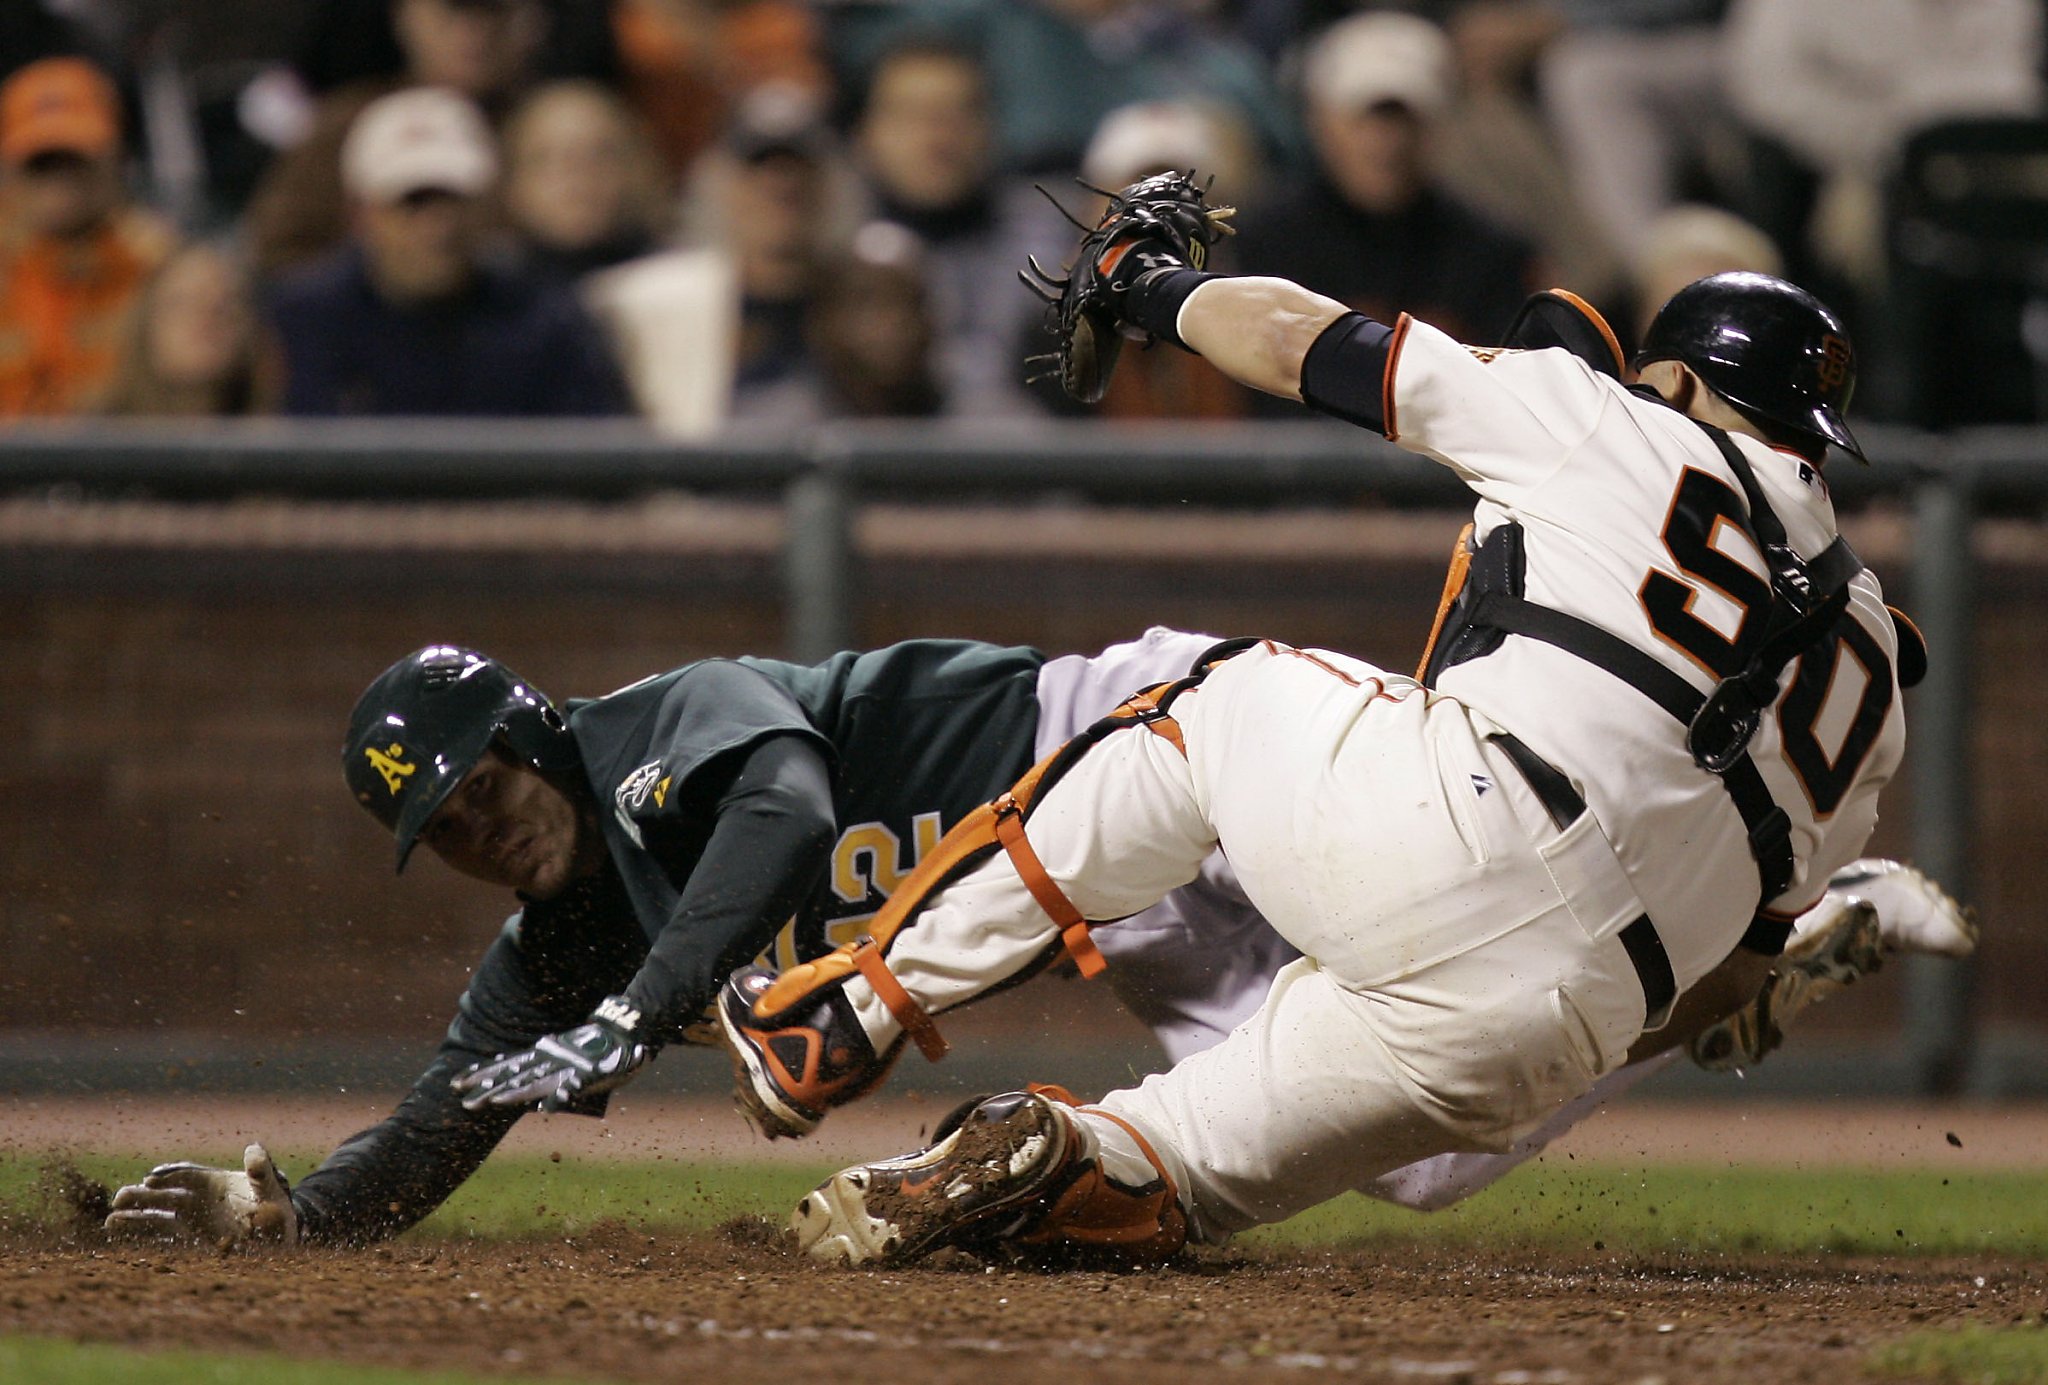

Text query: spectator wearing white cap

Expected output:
[1234,11,1539,358]
[265,87,629,416]
[245,0,555,277]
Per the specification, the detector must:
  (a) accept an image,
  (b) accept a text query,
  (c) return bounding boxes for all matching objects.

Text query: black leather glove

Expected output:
[1020,169,1234,403]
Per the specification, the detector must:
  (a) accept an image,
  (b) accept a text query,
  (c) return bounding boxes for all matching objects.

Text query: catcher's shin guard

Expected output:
[724,673,1219,1136]
[1003,1085,1188,1268]
[717,960,903,1140]
[787,1087,1187,1269]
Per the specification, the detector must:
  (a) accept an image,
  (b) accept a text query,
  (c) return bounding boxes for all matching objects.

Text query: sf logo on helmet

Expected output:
[363,742,418,796]
[1815,334,1852,392]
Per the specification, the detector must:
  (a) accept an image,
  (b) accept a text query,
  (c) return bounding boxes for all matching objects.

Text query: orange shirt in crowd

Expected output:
[0,211,172,416]
[613,0,829,175]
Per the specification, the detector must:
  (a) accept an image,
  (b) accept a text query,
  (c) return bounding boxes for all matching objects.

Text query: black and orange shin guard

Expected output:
[746,660,1233,1067]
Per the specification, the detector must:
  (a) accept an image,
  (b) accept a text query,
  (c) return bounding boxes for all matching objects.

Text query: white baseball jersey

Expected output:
[1389,318,1906,989]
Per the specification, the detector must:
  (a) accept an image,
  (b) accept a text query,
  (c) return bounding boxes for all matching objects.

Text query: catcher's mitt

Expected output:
[1021,170,1235,404]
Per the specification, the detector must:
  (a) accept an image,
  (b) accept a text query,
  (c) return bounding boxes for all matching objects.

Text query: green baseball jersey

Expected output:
[573,639,1048,976]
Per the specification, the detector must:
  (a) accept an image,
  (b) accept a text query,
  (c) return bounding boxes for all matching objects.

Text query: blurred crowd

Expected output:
[2,0,2043,430]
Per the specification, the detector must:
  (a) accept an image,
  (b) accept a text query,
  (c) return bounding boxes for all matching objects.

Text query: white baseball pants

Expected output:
[855,641,1661,1240]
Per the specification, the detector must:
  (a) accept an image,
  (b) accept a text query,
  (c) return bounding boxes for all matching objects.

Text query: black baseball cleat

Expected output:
[1690,899,1884,1072]
[787,1090,1076,1266]
[717,965,895,1140]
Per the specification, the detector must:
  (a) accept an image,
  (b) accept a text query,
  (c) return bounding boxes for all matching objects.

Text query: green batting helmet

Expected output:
[343,646,578,871]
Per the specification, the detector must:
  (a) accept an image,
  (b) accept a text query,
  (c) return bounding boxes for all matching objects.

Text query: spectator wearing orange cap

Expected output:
[0,57,176,417]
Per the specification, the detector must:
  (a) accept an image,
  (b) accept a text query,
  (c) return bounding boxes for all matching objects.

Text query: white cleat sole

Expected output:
[1832,859,1978,959]
[786,1092,1070,1268]
[789,1167,903,1267]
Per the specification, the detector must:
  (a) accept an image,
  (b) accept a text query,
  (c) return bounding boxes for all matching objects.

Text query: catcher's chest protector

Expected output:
[1417,418,1877,917]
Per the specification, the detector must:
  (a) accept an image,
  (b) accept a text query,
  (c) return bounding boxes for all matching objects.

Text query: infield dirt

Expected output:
[1,1221,2039,1384]
[3,1097,2042,1383]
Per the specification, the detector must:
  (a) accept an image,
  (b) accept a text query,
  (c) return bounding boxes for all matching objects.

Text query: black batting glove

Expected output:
[450,996,656,1113]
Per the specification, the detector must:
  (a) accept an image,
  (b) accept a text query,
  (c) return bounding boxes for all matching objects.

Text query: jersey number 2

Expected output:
[1639,467,1893,816]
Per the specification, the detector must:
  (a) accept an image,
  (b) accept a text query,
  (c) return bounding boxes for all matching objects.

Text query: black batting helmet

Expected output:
[343,646,578,871]
[1633,271,1865,462]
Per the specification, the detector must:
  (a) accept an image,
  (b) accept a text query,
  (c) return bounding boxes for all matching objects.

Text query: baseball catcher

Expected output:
[715,197,1937,1267]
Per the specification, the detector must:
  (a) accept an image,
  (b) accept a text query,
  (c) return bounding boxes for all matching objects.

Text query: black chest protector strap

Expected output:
[1426,421,1864,911]
[1686,427,1862,774]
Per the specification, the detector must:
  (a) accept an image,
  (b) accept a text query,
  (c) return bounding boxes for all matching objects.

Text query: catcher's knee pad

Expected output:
[1005,1085,1188,1268]
[749,670,1225,1059]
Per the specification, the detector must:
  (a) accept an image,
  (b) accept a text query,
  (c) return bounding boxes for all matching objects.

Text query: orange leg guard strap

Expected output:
[1002,683,1187,976]
[849,936,947,1062]
[753,681,1193,1043]
[1112,684,1187,756]
[992,792,1108,979]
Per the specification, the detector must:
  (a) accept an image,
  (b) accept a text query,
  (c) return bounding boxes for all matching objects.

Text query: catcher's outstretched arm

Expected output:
[1173,276,1350,402]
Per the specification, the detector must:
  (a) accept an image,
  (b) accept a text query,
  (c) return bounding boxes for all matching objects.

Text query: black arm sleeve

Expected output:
[621,733,837,1037]
[1298,311,1396,432]
[288,916,624,1245]
[289,1050,523,1247]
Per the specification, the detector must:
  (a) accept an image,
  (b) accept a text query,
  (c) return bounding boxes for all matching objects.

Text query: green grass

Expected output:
[9,1147,2046,1258]
[0,1336,602,1385]
[1242,1163,2048,1258]
[1872,1323,2048,1383]
[0,1150,838,1241]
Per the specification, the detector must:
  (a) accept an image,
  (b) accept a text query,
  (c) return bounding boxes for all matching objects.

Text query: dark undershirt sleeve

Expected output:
[1298,311,1396,433]
[288,924,611,1245]
[622,734,838,1038]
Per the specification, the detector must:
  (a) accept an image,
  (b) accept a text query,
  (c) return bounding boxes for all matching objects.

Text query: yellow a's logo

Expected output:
[364,742,417,795]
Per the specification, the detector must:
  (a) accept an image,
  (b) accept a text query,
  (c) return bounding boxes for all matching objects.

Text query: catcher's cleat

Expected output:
[717,965,897,1140]
[788,1090,1077,1267]
[1691,899,1883,1072]
[1829,858,1978,958]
